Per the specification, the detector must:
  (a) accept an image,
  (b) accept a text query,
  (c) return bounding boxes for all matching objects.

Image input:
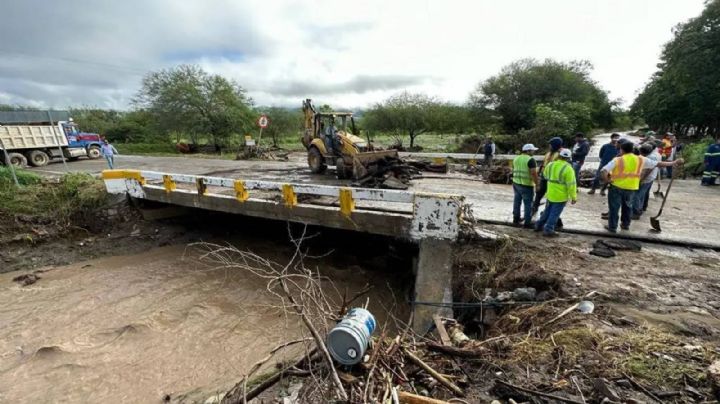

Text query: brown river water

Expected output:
[0,243,409,403]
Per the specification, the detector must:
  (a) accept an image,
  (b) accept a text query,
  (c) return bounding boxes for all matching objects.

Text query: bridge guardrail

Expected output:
[101,169,464,241]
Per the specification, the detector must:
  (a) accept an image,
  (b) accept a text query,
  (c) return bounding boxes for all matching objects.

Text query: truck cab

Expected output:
[61,120,103,159]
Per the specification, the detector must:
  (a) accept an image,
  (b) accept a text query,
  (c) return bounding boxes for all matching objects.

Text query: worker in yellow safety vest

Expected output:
[534,148,576,237]
[532,136,564,220]
[600,140,682,233]
[512,143,540,228]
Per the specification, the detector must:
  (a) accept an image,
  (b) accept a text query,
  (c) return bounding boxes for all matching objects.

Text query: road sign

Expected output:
[257,114,269,128]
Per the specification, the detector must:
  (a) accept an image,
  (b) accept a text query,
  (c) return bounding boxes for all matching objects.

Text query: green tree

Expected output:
[104,110,160,143]
[256,107,303,147]
[469,59,613,133]
[632,0,720,137]
[70,108,122,135]
[532,103,574,138]
[134,64,254,150]
[364,92,467,148]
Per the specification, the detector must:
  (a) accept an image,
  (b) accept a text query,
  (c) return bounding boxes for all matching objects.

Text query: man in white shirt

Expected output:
[633,143,661,218]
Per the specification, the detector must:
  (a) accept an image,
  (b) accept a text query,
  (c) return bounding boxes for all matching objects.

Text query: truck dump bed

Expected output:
[0,125,68,150]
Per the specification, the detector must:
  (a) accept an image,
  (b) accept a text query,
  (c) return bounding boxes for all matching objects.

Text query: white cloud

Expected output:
[0,0,707,110]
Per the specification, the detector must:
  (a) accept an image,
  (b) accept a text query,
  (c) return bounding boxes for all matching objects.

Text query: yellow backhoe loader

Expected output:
[301,99,398,180]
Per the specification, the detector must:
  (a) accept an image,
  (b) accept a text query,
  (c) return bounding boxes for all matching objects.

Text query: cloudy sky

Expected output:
[0,0,707,110]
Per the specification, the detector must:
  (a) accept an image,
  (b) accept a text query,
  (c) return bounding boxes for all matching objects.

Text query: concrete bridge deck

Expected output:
[42,152,719,249]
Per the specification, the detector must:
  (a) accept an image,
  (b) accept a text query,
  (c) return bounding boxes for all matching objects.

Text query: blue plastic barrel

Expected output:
[326,308,376,365]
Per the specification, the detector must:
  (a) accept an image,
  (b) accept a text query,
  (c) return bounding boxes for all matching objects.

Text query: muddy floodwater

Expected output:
[0,243,409,403]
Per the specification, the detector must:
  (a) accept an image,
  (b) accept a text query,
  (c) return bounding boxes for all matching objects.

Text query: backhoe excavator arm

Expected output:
[302,99,316,149]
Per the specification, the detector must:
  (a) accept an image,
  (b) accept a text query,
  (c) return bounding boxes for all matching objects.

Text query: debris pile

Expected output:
[590,238,643,258]
[352,156,422,190]
[465,161,512,184]
[577,168,597,188]
[235,145,289,161]
[195,232,719,404]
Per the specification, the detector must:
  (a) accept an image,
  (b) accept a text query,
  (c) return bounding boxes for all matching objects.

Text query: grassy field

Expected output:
[113,132,469,159]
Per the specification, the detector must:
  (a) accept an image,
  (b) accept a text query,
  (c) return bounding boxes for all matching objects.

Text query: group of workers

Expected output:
[511,131,686,237]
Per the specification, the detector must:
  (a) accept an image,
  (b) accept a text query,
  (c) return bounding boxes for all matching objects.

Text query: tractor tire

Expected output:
[308,147,327,174]
[27,150,50,167]
[7,152,28,167]
[335,157,349,179]
[87,145,102,159]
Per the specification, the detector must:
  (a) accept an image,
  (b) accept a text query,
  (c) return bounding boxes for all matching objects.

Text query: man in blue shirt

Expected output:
[101,140,119,169]
[588,133,620,196]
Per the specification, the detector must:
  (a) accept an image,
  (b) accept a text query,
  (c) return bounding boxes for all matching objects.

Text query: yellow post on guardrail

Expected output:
[101,169,146,185]
[282,184,297,207]
[339,188,355,217]
[162,175,176,193]
[234,180,249,202]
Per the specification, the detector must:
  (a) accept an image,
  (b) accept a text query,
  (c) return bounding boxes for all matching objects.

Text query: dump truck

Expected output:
[301,99,398,180]
[0,111,103,167]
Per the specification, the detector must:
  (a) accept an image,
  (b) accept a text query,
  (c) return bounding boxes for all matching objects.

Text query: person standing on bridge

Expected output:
[659,132,679,179]
[701,138,720,186]
[534,149,576,237]
[483,137,496,165]
[632,143,661,219]
[101,140,119,169]
[601,141,681,233]
[571,132,590,182]
[588,133,620,196]
[532,136,564,218]
[512,143,540,228]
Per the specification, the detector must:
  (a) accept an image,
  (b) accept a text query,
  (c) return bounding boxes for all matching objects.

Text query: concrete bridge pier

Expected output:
[413,238,454,334]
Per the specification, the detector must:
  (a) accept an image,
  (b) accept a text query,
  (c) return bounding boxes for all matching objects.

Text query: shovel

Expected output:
[650,175,675,232]
[653,178,664,198]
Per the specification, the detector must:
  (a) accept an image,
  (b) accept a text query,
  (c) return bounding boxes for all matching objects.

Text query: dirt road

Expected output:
[29,147,720,248]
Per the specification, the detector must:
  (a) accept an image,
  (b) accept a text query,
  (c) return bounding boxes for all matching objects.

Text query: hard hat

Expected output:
[559,149,572,158]
[522,143,539,152]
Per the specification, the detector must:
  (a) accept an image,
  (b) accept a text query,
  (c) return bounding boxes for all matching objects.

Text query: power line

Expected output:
[0,48,150,75]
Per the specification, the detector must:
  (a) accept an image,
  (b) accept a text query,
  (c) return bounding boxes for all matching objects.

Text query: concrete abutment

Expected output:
[412,238,454,334]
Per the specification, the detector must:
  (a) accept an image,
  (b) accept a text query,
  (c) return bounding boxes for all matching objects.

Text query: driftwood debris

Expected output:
[221,349,319,404]
[433,315,452,346]
[495,380,584,404]
[398,391,452,404]
[402,347,465,397]
[426,342,487,359]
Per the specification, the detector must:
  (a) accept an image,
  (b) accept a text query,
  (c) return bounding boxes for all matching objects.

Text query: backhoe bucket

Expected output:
[351,150,399,180]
